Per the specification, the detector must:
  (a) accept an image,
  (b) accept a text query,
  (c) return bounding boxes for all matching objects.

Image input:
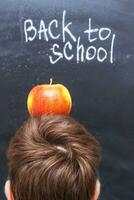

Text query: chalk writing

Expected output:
[23,10,116,64]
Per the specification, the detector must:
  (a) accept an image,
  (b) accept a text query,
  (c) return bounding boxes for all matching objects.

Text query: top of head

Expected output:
[7,114,101,200]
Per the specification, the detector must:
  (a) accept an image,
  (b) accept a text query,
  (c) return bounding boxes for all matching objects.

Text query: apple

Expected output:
[27,79,72,117]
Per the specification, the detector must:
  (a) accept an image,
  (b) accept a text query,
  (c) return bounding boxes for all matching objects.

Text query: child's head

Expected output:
[6,114,101,200]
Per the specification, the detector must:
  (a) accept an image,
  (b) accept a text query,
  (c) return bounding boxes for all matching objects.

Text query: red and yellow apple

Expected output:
[27,80,72,117]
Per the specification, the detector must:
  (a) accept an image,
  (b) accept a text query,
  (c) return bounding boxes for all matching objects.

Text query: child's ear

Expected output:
[91,179,101,200]
[4,180,14,200]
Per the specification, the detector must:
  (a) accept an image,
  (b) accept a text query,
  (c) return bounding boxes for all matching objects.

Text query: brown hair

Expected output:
[7,114,101,200]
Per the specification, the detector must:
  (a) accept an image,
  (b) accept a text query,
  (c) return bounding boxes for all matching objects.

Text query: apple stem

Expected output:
[50,78,53,85]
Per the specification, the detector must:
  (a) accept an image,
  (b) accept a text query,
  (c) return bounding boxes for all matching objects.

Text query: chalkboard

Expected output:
[1,0,134,199]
